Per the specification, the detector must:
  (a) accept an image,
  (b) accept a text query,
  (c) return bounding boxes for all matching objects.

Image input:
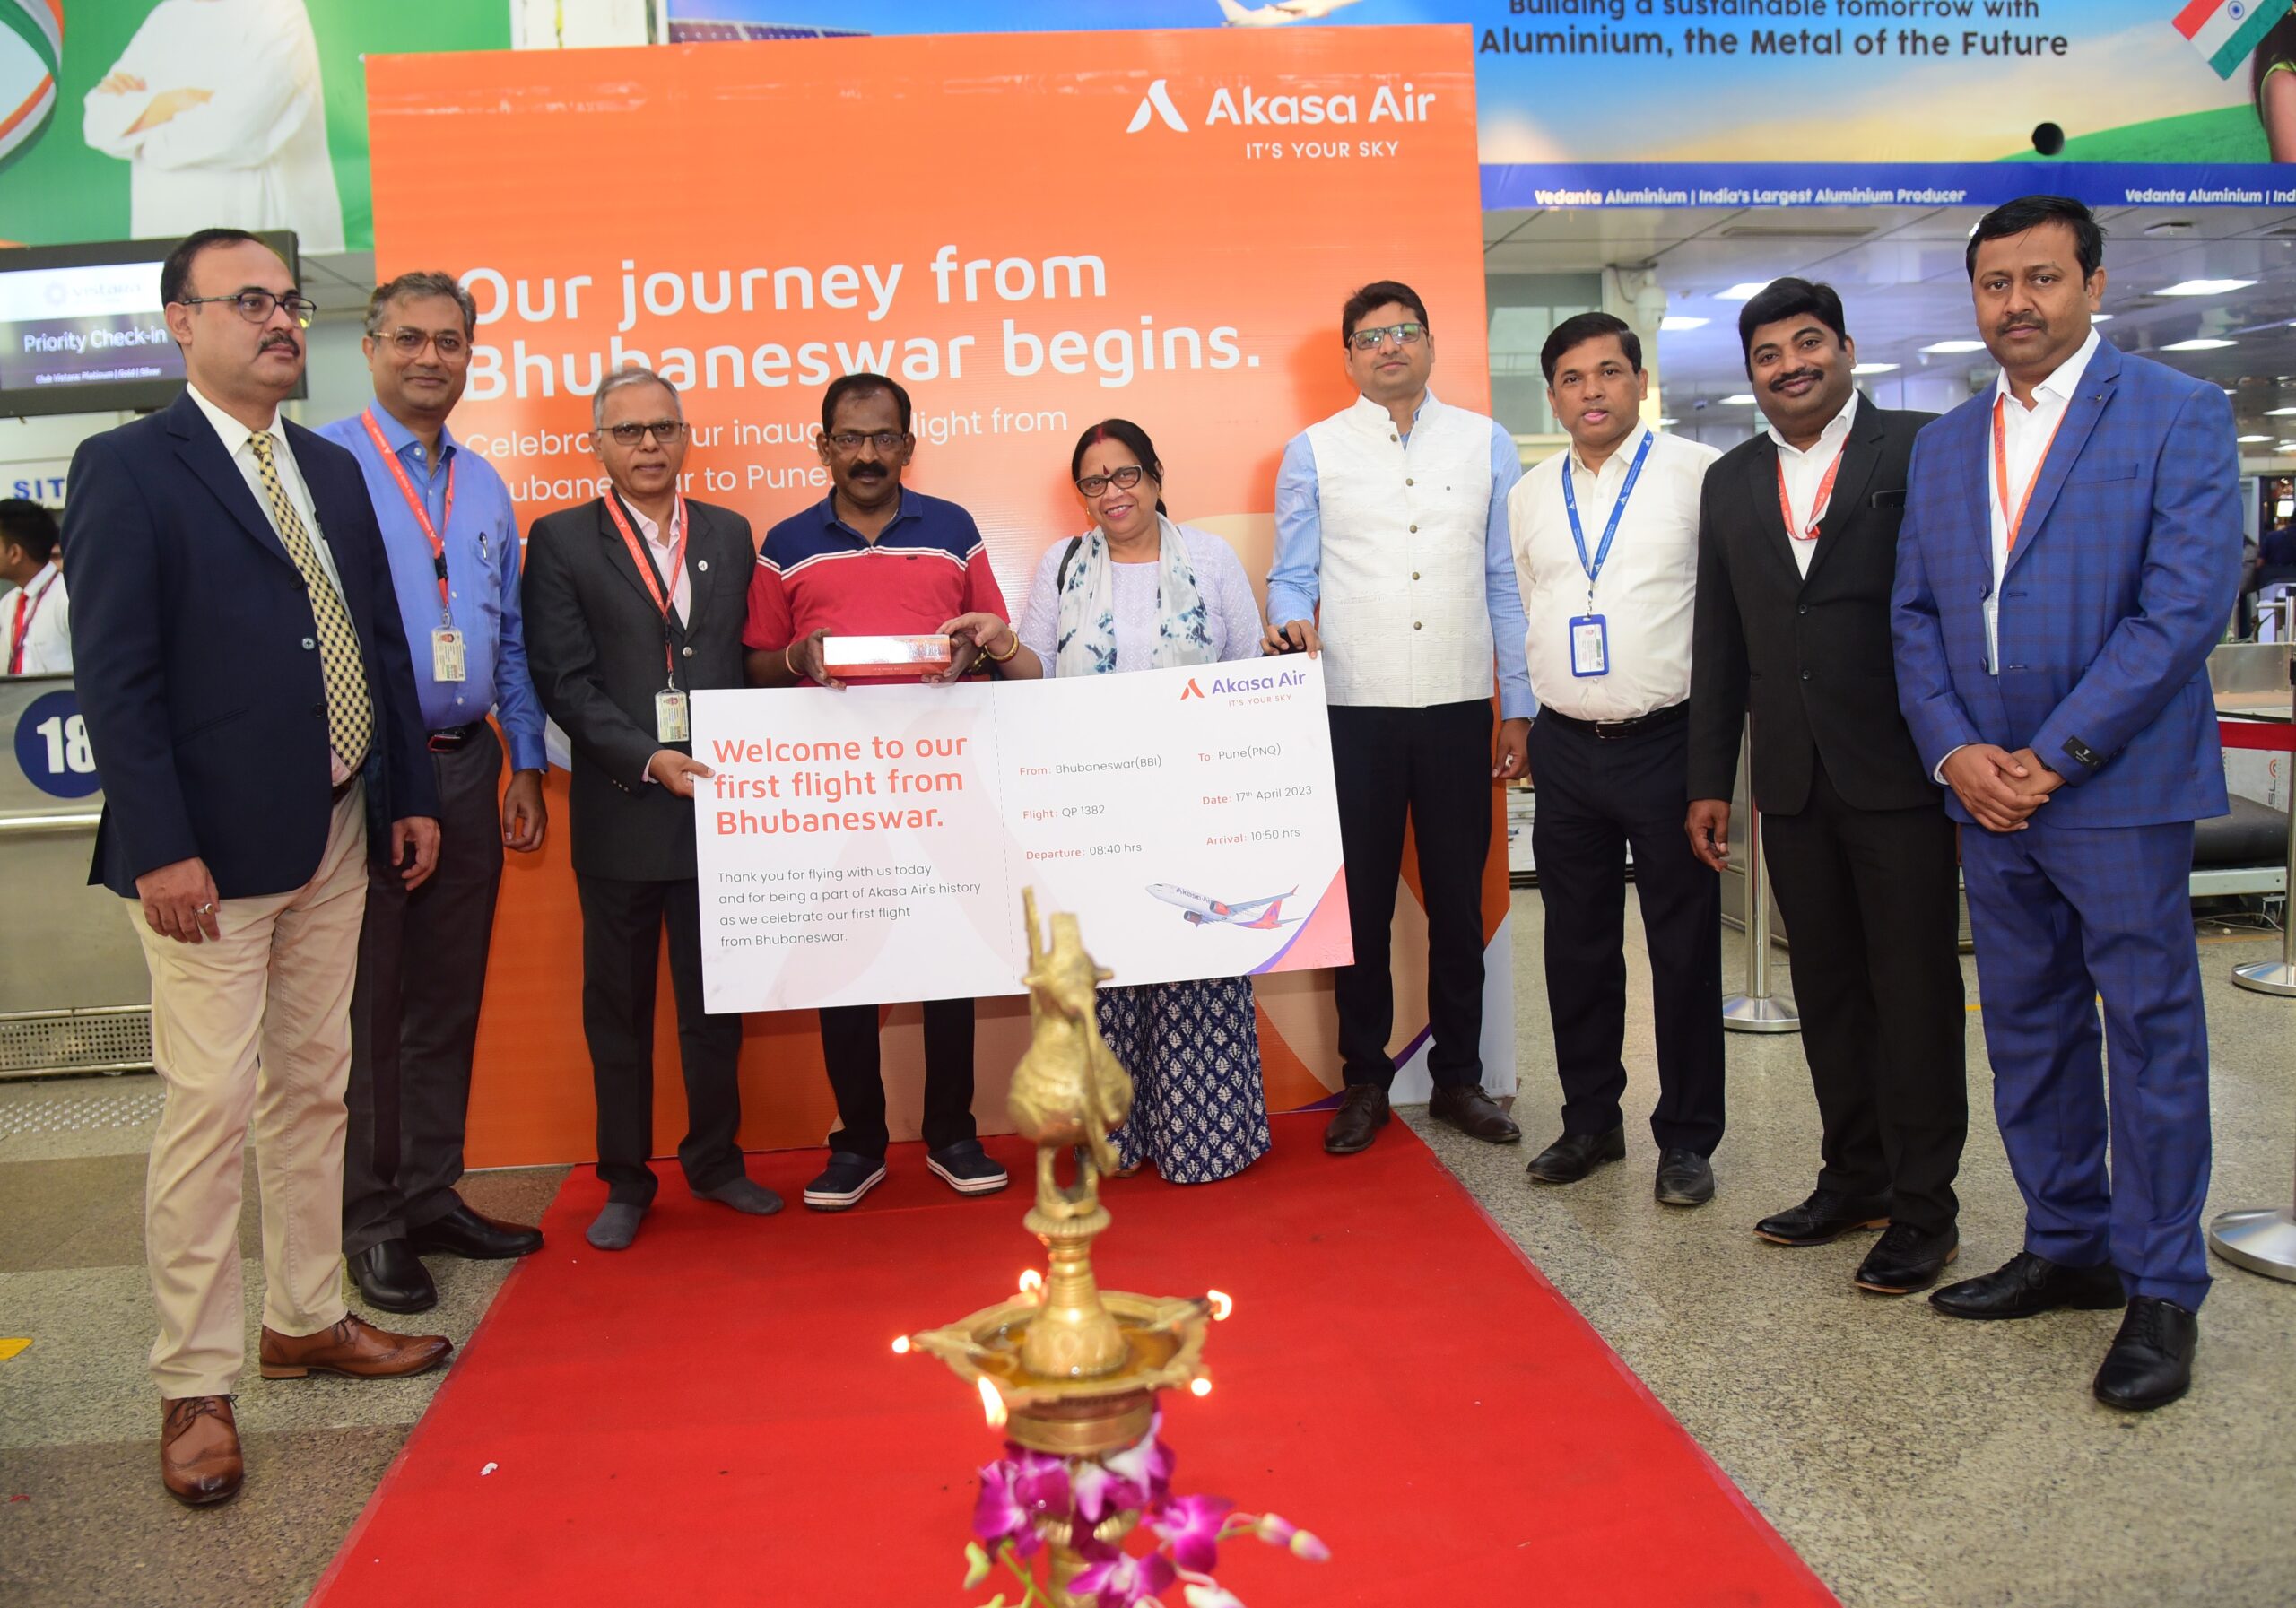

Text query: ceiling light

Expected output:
[2160,337,2235,351]
[1657,416,1680,426]
[1715,282,1770,301]
[1721,393,1758,404]
[1851,361,1900,374]
[1921,340,1988,353]
[2143,220,2196,237]
[1658,316,1709,332]
[2267,406,2296,416]
[2156,279,2255,296]
[2091,314,2115,323]
[2238,434,2273,443]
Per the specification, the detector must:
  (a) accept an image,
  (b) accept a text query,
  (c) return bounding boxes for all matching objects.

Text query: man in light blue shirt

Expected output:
[1263,279,1533,1157]
[318,271,548,1313]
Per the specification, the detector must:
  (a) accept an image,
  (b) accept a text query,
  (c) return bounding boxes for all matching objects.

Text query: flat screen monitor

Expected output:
[0,232,302,417]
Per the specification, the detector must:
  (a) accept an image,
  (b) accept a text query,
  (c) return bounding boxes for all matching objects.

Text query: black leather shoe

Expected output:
[1525,1126,1625,1184]
[349,1239,438,1315]
[1322,1086,1390,1155]
[1755,1187,1893,1247]
[2093,1297,2198,1411]
[1427,1084,1521,1143]
[1855,1222,1959,1295]
[1655,1147,1715,1207]
[1929,1250,2126,1320]
[407,1201,544,1260]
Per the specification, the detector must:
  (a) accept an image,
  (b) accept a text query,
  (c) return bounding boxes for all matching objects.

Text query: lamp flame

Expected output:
[1018,1269,1044,1299]
[891,1335,911,1354]
[1206,1290,1234,1321]
[1188,1376,1213,1397]
[978,1375,1009,1428]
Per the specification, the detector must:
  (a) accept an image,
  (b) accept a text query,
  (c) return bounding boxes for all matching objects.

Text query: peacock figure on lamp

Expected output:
[904,891,1326,1608]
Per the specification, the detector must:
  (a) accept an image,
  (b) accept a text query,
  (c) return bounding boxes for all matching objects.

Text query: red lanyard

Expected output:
[9,568,57,674]
[1991,392,2067,552]
[601,491,686,682]
[1775,441,1848,543]
[361,407,456,621]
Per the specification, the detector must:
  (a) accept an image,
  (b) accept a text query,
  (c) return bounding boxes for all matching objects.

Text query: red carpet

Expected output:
[310,1117,1834,1606]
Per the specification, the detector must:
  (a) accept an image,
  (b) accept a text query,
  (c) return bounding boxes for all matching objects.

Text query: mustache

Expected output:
[1996,316,2047,335]
[259,333,300,356]
[847,463,888,476]
[1770,368,1822,391]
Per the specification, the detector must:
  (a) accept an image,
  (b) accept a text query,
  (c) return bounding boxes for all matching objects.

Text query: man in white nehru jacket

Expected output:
[1265,279,1534,1157]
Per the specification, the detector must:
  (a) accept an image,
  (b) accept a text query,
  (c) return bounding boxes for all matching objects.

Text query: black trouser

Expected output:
[818,997,977,1162]
[344,727,505,1255]
[1528,708,1725,1155]
[575,873,745,1205]
[1328,700,1493,1091]
[1759,758,1968,1234]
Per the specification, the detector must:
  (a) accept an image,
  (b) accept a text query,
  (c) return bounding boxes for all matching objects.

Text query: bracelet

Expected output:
[785,643,799,679]
[984,628,1020,664]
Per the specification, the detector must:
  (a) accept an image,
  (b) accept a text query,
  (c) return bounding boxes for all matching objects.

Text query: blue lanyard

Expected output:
[1560,429,1653,600]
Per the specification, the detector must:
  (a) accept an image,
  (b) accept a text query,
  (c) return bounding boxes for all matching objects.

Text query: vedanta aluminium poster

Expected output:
[664,0,2296,204]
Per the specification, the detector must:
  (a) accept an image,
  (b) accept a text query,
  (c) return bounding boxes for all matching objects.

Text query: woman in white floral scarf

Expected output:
[943,420,1273,1183]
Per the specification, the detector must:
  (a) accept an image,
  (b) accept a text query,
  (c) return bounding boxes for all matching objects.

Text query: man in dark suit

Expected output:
[65,228,451,1508]
[523,364,779,1252]
[1894,196,2241,1411]
[1686,279,1968,1297]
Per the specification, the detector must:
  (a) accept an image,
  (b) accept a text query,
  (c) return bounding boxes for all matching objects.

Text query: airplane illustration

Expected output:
[1217,0,1362,26]
[1147,883,1300,928]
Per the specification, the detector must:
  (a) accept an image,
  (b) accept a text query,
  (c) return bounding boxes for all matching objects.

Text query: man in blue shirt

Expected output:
[1264,281,1533,1156]
[318,271,549,1313]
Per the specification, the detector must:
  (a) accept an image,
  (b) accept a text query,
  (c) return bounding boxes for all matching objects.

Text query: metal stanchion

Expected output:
[1724,732,1798,1034]
[2231,629,2296,997]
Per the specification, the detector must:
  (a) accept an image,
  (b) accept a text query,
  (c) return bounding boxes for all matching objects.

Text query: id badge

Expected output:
[430,627,466,682]
[1569,613,1610,678]
[655,687,690,743]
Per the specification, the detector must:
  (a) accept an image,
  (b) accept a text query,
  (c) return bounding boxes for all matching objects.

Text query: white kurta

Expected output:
[82,0,345,254]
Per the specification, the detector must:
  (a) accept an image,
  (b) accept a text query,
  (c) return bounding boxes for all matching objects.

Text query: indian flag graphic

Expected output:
[0,0,59,169]
[2173,0,2293,79]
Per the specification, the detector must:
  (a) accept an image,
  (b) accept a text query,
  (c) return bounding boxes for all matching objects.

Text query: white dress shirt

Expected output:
[2,564,70,674]
[1508,422,1720,721]
[1985,327,2100,673]
[186,382,342,592]
[1768,390,1858,580]
[625,497,691,625]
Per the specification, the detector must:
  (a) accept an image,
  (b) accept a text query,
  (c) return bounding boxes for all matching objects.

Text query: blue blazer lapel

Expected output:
[2004,339,2120,581]
[163,389,295,571]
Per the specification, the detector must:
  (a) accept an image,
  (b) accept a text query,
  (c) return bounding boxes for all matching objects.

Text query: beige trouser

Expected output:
[134,787,368,1399]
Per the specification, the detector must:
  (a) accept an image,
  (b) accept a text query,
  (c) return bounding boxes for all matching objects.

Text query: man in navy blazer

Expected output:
[1892,196,2239,1412]
[65,229,450,1507]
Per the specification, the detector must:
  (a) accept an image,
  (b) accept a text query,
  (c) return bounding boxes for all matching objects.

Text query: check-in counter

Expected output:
[1,673,152,1078]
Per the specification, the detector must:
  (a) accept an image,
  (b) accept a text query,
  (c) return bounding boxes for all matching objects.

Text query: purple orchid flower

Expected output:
[1150,1493,1233,1573]
[1010,1447,1074,1522]
[1102,1413,1177,1502]
[1070,1544,1178,1606]
[972,1461,1039,1557]
[1070,1458,1150,1525]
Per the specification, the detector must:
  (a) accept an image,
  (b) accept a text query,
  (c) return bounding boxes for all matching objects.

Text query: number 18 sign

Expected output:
[12,687,101,800]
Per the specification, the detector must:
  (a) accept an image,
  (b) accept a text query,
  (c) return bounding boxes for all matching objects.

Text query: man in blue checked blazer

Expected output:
[1892,195,2240,1412]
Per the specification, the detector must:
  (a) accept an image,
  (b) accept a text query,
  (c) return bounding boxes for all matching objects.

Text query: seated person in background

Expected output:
[946,419,1274,1185]
[0,500,68,674]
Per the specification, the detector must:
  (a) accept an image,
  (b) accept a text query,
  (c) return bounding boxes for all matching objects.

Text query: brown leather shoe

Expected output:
[1428,1083,1522,1143]
[259,1313,452,1381]
[161,1395,243,1507]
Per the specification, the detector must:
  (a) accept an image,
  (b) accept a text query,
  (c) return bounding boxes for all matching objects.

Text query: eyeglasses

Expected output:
[176,290,317,328]
[384,327,468,358]
[1074,464,1147,498]
[1348,321,1427,352]
[826,430,908,455]
[600,418,685,446]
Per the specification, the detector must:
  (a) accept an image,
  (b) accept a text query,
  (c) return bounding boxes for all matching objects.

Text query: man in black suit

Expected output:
[66,228,451,1508]
[523,365,779,1252]
[1686,277,1968,1296]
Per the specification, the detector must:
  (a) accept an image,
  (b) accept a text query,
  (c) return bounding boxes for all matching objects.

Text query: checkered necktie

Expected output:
[248,432,371,773]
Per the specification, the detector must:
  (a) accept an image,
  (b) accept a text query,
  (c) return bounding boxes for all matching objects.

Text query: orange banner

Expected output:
[365,26,1500,1166]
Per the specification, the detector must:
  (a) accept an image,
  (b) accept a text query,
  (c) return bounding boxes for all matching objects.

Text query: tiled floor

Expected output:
[2,892,2291,1605]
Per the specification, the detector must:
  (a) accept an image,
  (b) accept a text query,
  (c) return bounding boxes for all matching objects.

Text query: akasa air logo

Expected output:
[1127,79,1188,134]
[1127,75,1438,133]
[1180,677,1205,700]
[1181,671,1308,700]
